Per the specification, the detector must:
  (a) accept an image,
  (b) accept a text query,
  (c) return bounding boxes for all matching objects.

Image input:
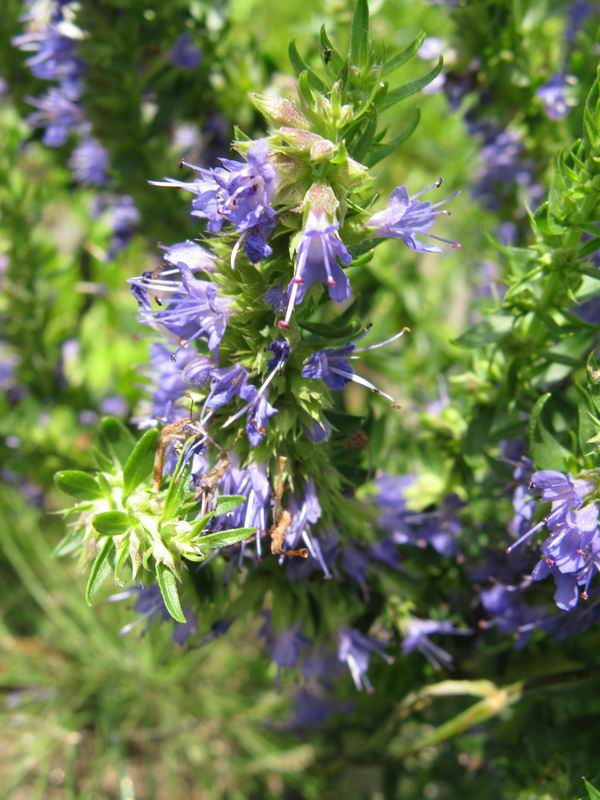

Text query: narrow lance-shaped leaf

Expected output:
[381,32,426,78]
[365,108,421,167]
[196,527,256,551]
[584,778,600,800]
[161,444,194,522]
[288,40,326,91]
[156,563,187,623]
[383,57,443,111]
[213,494,247,516]
[349,0,369,68]
[85,538,115,606]
[122,427,160,497]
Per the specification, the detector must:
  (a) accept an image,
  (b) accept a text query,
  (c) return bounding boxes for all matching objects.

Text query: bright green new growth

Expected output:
[54,417,254,621]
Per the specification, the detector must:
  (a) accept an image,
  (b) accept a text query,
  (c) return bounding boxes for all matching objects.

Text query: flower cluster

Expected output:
[13,0,138,256]
[55,2,468,695]
[507,471,600,611]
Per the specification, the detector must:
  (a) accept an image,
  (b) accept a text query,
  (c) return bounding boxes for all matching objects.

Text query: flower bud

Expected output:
[276,127,335,162]
[250,93,311,129]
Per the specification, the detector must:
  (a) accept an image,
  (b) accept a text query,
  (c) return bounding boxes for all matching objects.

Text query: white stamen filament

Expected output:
[230,232,246,270]
[354,327,410,353]
[330,366,398,405]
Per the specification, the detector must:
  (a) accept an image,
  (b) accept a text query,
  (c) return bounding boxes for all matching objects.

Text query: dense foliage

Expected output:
[1,0,600,797]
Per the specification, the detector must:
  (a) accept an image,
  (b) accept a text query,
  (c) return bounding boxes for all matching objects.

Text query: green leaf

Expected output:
[122,428,160,497]
[453,315,513,348]
[528,393,571,471]
[587,351,600,416]
[383,57,443,110]
[579,236,600,259]
[584,778,600,800]
[381,32,426,78]
[325,410,366,434]
[52,527,84,558]
[288,41,326,91]
[233,125,251,142]
[196,527,255,551]
[213,495,246,516]
[92,447,113,472]
[349,0,369,67]
[577,387,597,460]
[463,405,495,457]
[85,538,115,605]
[100,417,136,468]
[300,319,362,344]
[365,108,420,167]
[92,511,131,537]
[156,563,187,623]
[351,107,378,161]
[54,470,103,500]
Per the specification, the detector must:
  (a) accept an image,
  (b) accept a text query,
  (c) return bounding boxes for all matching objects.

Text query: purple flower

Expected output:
[287,689,336,729]
[260,613,311,669]
[506,469,599,611]
[26,85,82,147]
[109,585,196,645]
[281,479,334,578]
[151,141,278,261]
[264,285,289,313]
[337,627,392,692]
[305,419,332,443]
[471,126,542,210]
[377,474,461,557]
[181,355,213,389]
[135,343,206,425]
[216,460,270,556]
[69,137,108,186]
[536,75,571,120]
[205,364,248,410]
[402,618,471,668]
[302,328,408,405]
[269,626,311,669]
[480,583,546,648]
[302,344,353,390]
[278,202,351,330]
[239,383,278,446]
[507,470,594,554]
[567,1,594,41]
[366,179,460,254]
[99,394,128,417]
[130,263,231,357]
[220,338,290,446]
[0,342,19,392]
[160,241,216,273]
[286,529,339,581]
[108,195,139,257]
[168,32,202,70]
[266,338,291,368]
[13,23,81,82]
[342,544,369,587]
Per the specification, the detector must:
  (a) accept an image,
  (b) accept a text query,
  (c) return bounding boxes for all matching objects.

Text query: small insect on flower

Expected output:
[153,417,207,490]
